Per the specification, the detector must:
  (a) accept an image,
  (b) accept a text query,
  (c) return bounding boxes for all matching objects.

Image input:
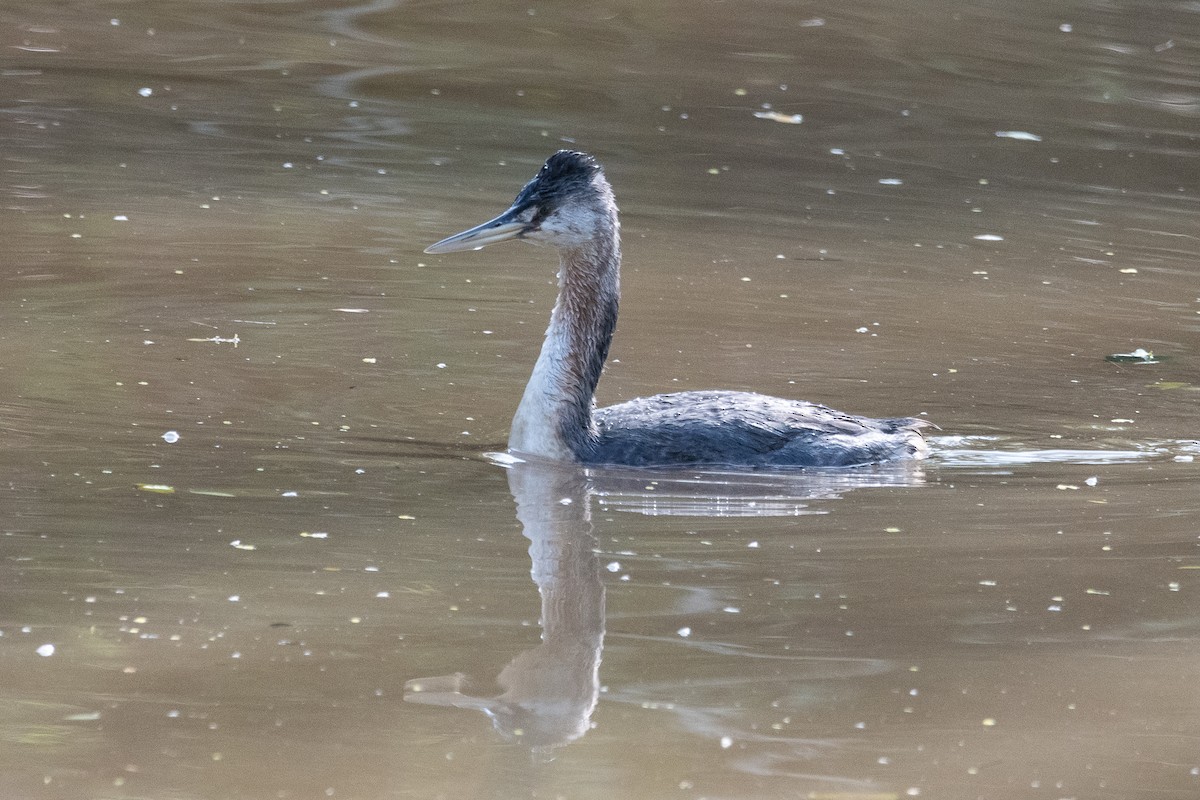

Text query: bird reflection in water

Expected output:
[405,461,604,750]
[404,458,924,751]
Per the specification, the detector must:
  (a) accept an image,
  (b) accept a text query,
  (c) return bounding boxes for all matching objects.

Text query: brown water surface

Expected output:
[3,1,1199,799]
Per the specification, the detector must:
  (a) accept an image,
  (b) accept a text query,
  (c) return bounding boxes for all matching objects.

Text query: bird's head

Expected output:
[425,151,616,254]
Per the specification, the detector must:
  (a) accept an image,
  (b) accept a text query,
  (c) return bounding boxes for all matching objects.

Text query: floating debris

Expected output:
[36,644,55,657]
[65,712,102,721]
[137,483,175,494]
[973,234,1005,242]
[1106,348,1161,364]
[230,540,256,551]
[187,334,240,347]
[754,110,803,124]
[161,430,180,444]
[995,130,1042,141]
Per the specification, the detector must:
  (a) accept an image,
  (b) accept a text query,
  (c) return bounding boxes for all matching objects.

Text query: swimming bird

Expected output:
[425,151,929,467]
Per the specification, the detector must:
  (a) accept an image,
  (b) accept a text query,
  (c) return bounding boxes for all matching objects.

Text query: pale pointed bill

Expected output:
[424,207,527,254]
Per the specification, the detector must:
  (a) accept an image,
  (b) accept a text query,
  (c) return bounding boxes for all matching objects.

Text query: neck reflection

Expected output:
[405,460,604,750]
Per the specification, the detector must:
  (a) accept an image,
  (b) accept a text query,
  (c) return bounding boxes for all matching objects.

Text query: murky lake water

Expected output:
[3,1,1199,798]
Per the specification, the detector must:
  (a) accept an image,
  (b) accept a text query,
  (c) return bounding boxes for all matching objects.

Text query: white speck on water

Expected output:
[230,540,256,551]
[723,606,741,614]
[606,561,621,572]
[334,308,369,313]
[558,497,573,505]
[878,178,904,185]
[300,531,329,539]
[282,162,294,169]
[1175,455,1194,462]
[161,430,180,444]
[436,362,447,369]
[677,627,692,638]
[1085,476,1098,486]
[281,491,298,497]
[1047,604,1062,612]
[361,357,376,364]
[113,214,129,221]
[37,644,55,657]
[979,579,997,586]
[1169,582,1181,592]
[830,148,845,155]
[228,595,240,602]
[995,130,1042,142]
[1059,22,1073,32]
[720,736,733,749]
[375,591,390,598]
[747,541,759,548]
[974,234,1005,241]
[137,87,152,97]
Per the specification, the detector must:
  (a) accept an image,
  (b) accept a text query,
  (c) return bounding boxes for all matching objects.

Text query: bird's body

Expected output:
[425,151,929,468]
[592,391,925,467]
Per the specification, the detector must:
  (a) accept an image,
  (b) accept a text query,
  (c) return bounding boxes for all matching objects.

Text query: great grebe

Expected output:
[425,151,930,467]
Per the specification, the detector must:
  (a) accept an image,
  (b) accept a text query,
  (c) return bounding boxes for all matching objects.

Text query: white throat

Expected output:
[509,332,579,460]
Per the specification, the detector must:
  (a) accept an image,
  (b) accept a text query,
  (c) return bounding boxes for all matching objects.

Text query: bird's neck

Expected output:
[510,232,620,461]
